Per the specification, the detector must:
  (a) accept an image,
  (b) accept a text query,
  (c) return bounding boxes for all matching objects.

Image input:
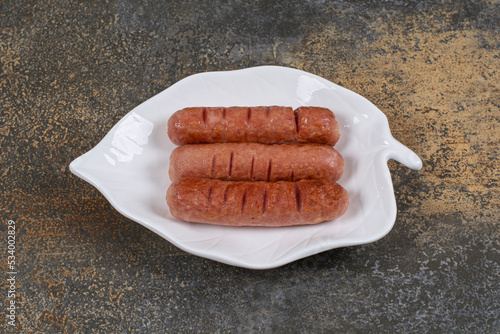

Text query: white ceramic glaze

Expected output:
[70,66,422,269]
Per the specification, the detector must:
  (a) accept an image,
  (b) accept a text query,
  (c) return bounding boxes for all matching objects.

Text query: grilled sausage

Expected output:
[167,106,340,146]
[166,178,349,227]
[169,143,344,182]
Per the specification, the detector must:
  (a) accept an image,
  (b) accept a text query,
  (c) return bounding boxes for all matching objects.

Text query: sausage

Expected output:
[169,143,344,182]
[166,178,349,227]
[167,106,340,146]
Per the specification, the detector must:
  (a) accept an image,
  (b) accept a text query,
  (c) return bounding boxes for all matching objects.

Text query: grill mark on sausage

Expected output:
[241,187,248,214]
[291,170,295,182]
[223,107,226,120]
[247,107,251,124]
[267,159,272,182]
[211,154,216,178]
[202,107,207,126]
[207,184,213,207]
[228,150,234,179]
[262,186,267,214]
[295,183,302,213]
[266,106,270,119]
[294,111,300,134]
[223,186,228,209]
[250,155,255,180]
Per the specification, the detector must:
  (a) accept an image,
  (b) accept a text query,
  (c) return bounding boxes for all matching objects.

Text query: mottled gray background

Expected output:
[1,0,499,333]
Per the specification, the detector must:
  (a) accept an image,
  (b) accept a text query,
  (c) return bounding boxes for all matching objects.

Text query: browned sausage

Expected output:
[166,178,349,227]
[169,143,344,182]
[167,106,340,146]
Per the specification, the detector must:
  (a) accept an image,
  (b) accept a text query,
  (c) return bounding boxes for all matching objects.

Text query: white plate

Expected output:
[69,66,422,269]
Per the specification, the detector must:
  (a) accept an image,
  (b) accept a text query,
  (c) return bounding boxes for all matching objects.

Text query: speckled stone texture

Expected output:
[1,0,499,332]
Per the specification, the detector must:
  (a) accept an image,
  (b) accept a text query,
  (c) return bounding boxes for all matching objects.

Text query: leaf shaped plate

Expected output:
[69,66,422,269]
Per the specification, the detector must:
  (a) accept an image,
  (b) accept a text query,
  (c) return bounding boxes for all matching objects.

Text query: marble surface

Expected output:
[1,0,499,332]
